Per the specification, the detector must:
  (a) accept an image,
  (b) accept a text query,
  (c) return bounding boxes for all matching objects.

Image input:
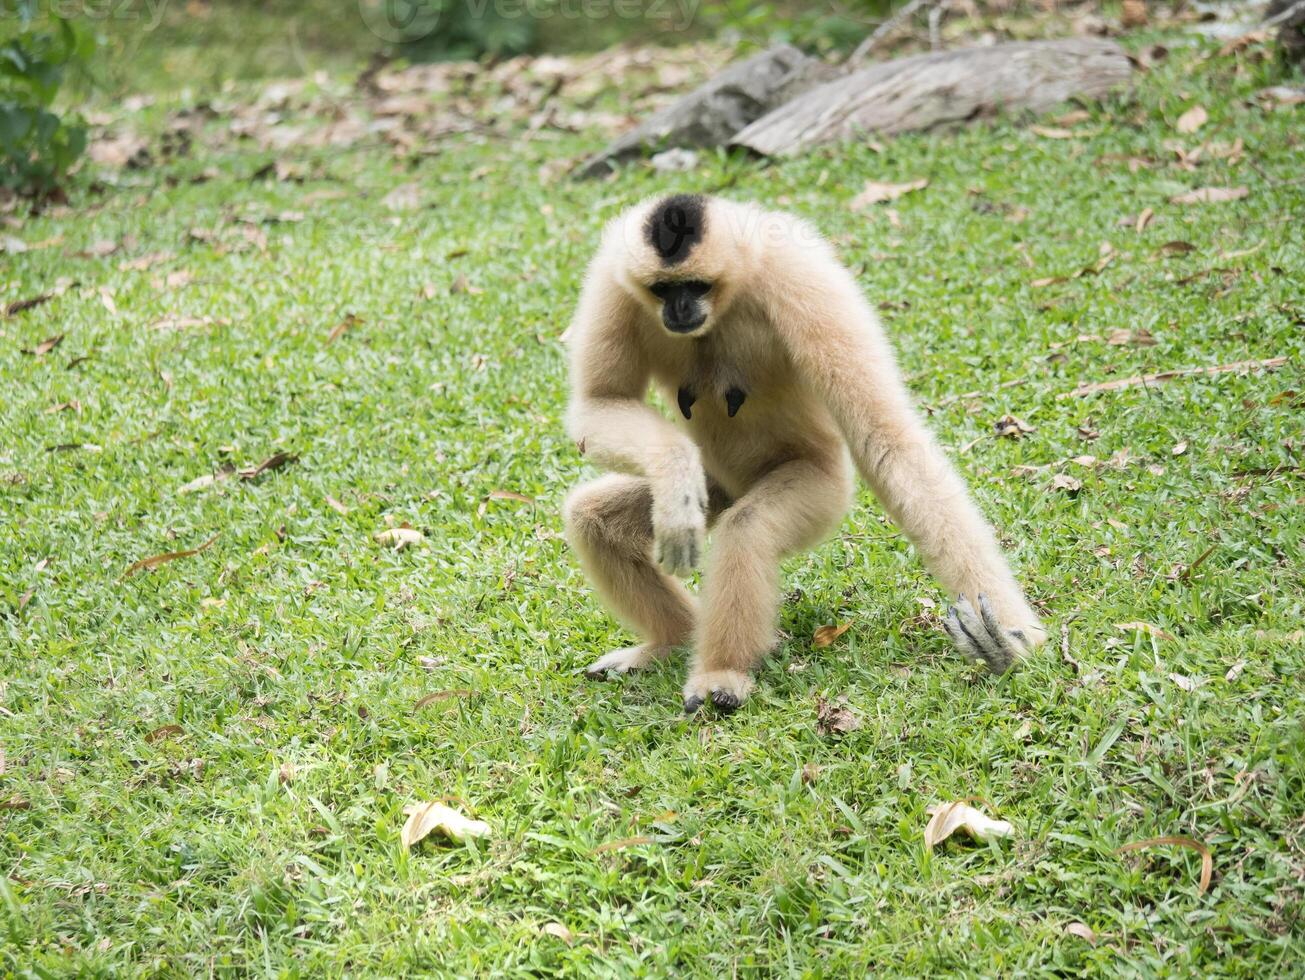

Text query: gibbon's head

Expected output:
[608,194,760,339]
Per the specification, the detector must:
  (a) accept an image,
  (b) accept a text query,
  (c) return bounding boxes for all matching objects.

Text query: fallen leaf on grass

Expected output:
[1172,440,1188,456]
[0,795,30,811]
[850,178,927,209]
[1168,672,1203,692]
[375,527,424,550]
[1030,125,1075,139]
[145,724,184,743]
[449,273,483,295]
[413,690,475,710]
[1106,328,1157,347]
[1175,105,1208,134]
[24,334,64,356]
[924,801,1013,849]
[1155,240,1196,257]
[994,414,1036,439]
[1133,207,1154,233]
[1117,836,1212,894]
[812,622,851,648]
[3,293,54,317]
[78,238,120,259]
[488,489,535,504]
[815,695,860,735]
[238,452,297,480]
[401,801,491,848]
[541,922,573,944]
[325,494,349,515]
[1115,621,1175,641]
[118,251,173,272]
[1048,474,1082,493]
[1170,186,1248,205]
[1065,922,1097,944]
[122,534,219,578]
[593,835,654,854]
[327,314,361,344]
[1121,0,1147,27]
[177,468,234,495]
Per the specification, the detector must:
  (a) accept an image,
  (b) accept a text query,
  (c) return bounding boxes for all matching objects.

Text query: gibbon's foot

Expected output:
[682,669,754,715]
[943,593,1034,675]
[585,644,671,679]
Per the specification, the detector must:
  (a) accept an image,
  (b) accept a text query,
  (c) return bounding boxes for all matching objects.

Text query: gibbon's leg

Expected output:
[683,456,852,714]
[564,474,699,676]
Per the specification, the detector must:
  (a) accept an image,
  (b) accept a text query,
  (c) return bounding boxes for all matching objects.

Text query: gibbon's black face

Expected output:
[650,280,713,334]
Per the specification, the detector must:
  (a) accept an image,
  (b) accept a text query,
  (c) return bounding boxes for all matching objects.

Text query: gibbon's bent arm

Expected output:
[765,250,1044,647]
[565,266,709,578]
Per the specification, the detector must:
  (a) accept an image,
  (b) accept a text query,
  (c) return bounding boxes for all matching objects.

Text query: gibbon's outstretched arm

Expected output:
[565,264,709,577]
[764,242,1046,669]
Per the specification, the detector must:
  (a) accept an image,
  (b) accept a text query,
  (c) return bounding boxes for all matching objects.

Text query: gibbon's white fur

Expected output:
[563,194,1046,714]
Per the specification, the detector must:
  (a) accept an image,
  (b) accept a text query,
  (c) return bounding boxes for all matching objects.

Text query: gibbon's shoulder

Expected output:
[597,194,837,284]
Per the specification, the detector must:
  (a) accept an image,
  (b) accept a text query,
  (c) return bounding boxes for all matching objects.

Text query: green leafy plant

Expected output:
[0,6,95,196]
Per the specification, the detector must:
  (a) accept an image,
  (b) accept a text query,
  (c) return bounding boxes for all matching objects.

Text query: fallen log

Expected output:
[573,44,834,178]
[731,39,1132,158]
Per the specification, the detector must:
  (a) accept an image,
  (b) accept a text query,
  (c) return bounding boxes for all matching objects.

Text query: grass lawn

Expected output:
[2,27,1303,976]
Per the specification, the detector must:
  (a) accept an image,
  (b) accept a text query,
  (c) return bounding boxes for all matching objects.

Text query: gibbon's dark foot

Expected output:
[943,593,1030,675]
[710,689,741,712]
[683,668,755,714]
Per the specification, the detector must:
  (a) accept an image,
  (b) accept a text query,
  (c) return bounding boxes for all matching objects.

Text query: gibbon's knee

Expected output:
[563,477,653,556]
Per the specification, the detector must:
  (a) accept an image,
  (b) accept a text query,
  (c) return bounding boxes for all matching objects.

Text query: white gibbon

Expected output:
[563,193,1046,714]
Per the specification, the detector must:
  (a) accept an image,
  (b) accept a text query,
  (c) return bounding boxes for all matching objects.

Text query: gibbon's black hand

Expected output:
[943,594,1029,675]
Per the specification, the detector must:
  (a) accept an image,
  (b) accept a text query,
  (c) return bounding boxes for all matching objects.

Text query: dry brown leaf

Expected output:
[850,178,927,209]
[1121,0,1148,27]
[375,527,424,550]
[119,250,173,272]
[812,622,851,648]
[450,273,483,295]
[123,534,219,578]
[0,795,31,811]
[815,696,860,735]
[1168,672,1203,692]
[1030,276,1066,288]
[1171,440,1188,456]
[594,835,654,854]
[1155,240,1196,257]
[1115,621,1176,641]
[1055,109,1092,126]
[177,469,233,495]
[26,333,64,356]
[1048,473,1082,493]
[238,452,297,480]
[1225,661,1246,682]
[1134,207,1154,233]
[924,801,1013,850]
[541,922,574,944]
[3,293,54,317]
[1030,126,1075,139]
[414,690,474,710]
[1065,922,1097,944]
[994,414,1036,439]
[325,494,349,515]
[488,489,536,504]
[1106,328,1157,347]
[1170,186,1248,205]
[1117,836,1212,894]
[401,801,491,848]
[327,313,361,344]
[145,724,184,743]
[1175,105,1208,134]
